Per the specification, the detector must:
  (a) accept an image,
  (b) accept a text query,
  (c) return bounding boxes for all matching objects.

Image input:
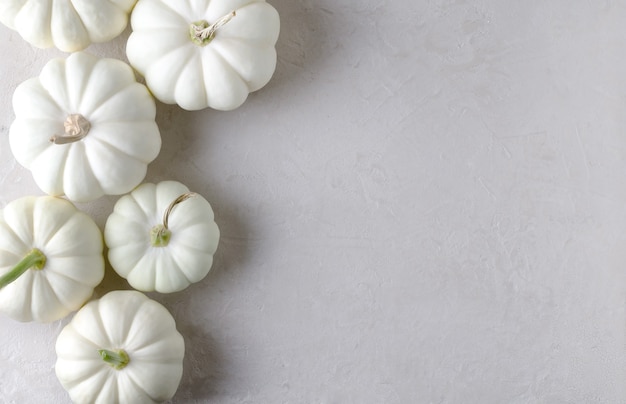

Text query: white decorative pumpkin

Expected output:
[105,181,219,293]
[55,290,185,403]
[126,0,280,111]
[9,51,161,203]
[0,196,104,323]
[0,0,137,52]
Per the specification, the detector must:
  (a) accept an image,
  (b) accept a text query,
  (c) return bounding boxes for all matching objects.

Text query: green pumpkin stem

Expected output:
[98,349,130,370]
[0,248,46,289]
[150,192,197,247]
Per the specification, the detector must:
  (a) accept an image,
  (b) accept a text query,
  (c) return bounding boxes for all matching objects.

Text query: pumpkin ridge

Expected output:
[32,198,74,246]
[64,141,103,201]
[52,0,88,51]
[43,258,102,286]
[90,135,149,164]
[2,1,28,30]
[110,244,149,278]
[0,218,30,253]
[63,364,111,397]
[165,250,193,284]
[106,216,149,241]
[153,0,187,20]
[0,249,24,271]
[12,79,64,120]
[123,369,150,400]
[131,1,187,30]
[98,371,121,401]
[17,0,53,48]
[175,51,207,108]
[78,58,138,115]
[9,264,35,318]
[205,45,247,85]
[124,254,156,288]
[31,273,65,320]
[3,197,36,247]
[127,187,158,221]
[123,301,177,351]
[87,121,160,162]
[93,300,116,346]
[30,141,69,194]
[169,246,212,283]
[62,325,100,352]
[86,83,154,121]
[38,271,80,313]
[39,62,73,113]
[56,358,102,389]
[199,48,249,109]
[127,29,190,71]
[145,45,197,102]
[64,52,97,112]
[174,222,219,253]
[208,38,263,87]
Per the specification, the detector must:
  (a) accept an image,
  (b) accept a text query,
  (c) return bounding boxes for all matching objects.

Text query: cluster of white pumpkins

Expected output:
[0,0,279,402]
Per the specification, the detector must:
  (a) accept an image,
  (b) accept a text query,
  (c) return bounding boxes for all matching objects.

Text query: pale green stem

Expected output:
[98,349,130,370]
[150,192,196,247]
[0,248,46,289]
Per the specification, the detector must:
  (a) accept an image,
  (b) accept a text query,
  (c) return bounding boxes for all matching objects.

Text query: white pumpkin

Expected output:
[0,0,137,52]
[0,196,104,323]
[55,290,185,403]
[126,0,280,111]
[9,51,161,203]
[105,181,219,293]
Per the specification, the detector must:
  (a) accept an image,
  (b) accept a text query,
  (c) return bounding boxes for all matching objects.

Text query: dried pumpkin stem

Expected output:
[0,248,46,289]
[150,192,197,247]
[190,11,236,46]
[98,349,130,370]
[50,114,91,144]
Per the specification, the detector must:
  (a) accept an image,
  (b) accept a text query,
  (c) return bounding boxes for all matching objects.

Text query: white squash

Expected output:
[55,290,185,403]
[105,181,219,293]
[0,196,104,323]
[9,51,161,203]
[0,0,137,52]
[126,0,280,111]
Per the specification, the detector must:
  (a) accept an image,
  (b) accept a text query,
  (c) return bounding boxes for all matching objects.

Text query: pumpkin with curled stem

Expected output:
[55,290,185,403]
[0,196,104,323]
[126,0,280,111]
[105,181,220,293]
[9,51,161,203]
[0,0,137,52]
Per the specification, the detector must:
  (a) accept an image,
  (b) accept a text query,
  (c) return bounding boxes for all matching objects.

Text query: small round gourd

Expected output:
[0,0,137,52]
[105,181,219,293]
[126,0,280,111]
[55,290,185,403]
[0,196,104,322]
[9,51,161,203]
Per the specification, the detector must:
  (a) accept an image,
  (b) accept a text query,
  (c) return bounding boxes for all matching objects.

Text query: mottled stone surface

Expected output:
[1,0,625,402]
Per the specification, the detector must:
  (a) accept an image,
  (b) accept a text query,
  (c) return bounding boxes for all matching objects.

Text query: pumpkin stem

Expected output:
[0,248,46,289]
[150,192,197,247]
[189,11,236,46]
[98,349,130,370]
[50,114,91,144]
